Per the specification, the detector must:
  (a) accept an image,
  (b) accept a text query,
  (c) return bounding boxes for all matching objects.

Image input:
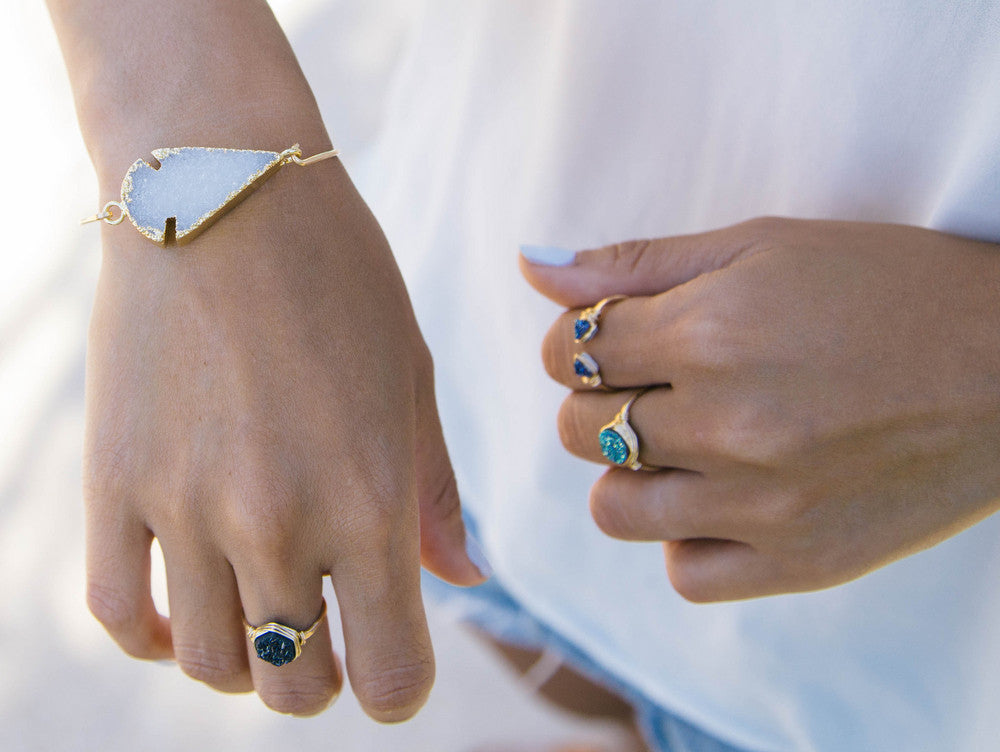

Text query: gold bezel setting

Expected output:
[81,144,340,244]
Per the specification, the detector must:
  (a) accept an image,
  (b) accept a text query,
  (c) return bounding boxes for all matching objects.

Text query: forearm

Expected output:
[46,0,330,190]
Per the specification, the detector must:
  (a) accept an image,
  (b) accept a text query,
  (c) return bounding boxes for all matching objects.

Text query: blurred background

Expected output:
[0,2,629,749]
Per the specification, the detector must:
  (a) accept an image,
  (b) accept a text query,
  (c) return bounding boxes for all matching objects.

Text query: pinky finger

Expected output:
[663,539,782,603]
[86,511,172,660]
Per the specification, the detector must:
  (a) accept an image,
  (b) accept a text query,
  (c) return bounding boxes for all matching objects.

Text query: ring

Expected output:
[573,352,604,387]
[244,599,327,667]
[598,389,651,470]
[573,294,627,344]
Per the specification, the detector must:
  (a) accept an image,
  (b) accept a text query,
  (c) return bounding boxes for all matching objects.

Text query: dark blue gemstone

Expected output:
[574,356,595,377]
[254,631,297,667]
[574,318,591,340]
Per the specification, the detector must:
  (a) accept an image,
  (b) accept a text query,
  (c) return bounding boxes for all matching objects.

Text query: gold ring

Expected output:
[598,389,651,470]
[573,352,604,388]
[244,599,327,667]
[573,295,627,344]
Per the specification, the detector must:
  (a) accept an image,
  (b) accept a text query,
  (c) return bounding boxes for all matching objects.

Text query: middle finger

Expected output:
[558,386,706,471]
[160,536,253,693]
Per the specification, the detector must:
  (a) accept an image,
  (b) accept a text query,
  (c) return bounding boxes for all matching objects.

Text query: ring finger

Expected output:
[235,562,342,717]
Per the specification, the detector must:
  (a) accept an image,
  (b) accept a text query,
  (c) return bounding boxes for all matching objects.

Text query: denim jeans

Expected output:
[422,523,755,752]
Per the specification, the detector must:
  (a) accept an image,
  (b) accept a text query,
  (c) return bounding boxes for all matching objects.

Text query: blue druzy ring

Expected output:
[598,388,652,471]
[573,295,627,344]
[573,352,603,388]
[244,599,327,667]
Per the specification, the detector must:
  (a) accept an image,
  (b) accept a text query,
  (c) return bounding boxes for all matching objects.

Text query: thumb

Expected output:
[414,369,492,587]
[518,221,758,308]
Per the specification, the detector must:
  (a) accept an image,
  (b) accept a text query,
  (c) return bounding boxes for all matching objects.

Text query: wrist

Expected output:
[49,0,330,185]
[97,148,363,270]
[86,91,333,194]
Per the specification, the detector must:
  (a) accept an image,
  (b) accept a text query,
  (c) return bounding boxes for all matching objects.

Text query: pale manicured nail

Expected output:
[519,244,576,266]
[465,535,494,580]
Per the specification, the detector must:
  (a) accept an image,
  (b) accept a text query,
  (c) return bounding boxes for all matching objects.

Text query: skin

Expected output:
[525,217,1000,602]
[48,0,997,739]
[47,0,485,720]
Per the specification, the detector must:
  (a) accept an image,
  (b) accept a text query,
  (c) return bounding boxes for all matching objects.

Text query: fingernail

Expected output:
[519,244,576,266]
[465,534,494,580]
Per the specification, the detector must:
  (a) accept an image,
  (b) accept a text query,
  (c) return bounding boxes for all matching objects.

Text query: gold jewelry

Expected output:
[244,599,327,667]
[573,352,604,388]
[81,144,340,245]
[599,389,651,470]
[573,295,627,344]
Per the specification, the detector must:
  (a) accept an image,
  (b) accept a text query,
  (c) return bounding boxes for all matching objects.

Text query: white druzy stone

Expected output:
[121,147,282,243]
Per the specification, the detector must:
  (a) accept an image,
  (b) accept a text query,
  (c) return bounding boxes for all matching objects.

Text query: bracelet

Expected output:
[81,143,340,245]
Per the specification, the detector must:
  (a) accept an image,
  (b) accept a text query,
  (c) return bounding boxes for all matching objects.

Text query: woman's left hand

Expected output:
[522,218,1000,601]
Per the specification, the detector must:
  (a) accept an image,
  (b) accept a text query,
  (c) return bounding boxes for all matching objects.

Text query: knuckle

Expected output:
[151,481,206,531]
[412,341,439,401]
[556,396,587,454]
[355,655,435,721]
[739,407,810,469]
[83,444,138,504]
[86,580,138,633]
[541,323,569,382]
[342,446,414,514]
[414,340,435,382]
[697,400,805,470]
[227,480,303,560]
[608,239,656,275]
[424,466,461,523]
[259,675,339,716]
[340,465,414,536]
[345,505,400,557]
[588,479,632,538]
[666,566,715,604]
[769,485,816,528]
[663,542,717,604]
[671,309,733,374]
[769,547,842,593]
[737,215,788,241]
[85,581,159,655]
[175,644,248,690]
[686,405,759,466]
[765,492,845,571]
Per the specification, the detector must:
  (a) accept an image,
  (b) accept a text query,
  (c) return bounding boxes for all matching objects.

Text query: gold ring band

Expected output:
[573,294,627,344]
[244,599,327,667]
[573,352,604,388]
[598,388,651,470]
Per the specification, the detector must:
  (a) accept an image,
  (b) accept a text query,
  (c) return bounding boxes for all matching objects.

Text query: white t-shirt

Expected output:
[315,2,1000,750]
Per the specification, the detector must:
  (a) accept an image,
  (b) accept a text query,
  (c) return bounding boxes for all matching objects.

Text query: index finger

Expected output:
[542,295,679,391]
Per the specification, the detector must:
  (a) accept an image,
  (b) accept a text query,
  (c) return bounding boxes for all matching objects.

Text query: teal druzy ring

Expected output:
[598,388,652,470]
[243,599,327,667]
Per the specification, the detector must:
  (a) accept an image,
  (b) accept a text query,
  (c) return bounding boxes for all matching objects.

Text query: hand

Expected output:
[84,159,486,718]
[522,218,1000,601]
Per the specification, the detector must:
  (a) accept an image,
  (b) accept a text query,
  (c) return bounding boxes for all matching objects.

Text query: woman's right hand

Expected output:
[83,156,486,718]
[48,0,485,719]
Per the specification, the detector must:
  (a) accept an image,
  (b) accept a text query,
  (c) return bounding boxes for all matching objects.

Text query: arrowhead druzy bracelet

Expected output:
[81,144,340,244]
